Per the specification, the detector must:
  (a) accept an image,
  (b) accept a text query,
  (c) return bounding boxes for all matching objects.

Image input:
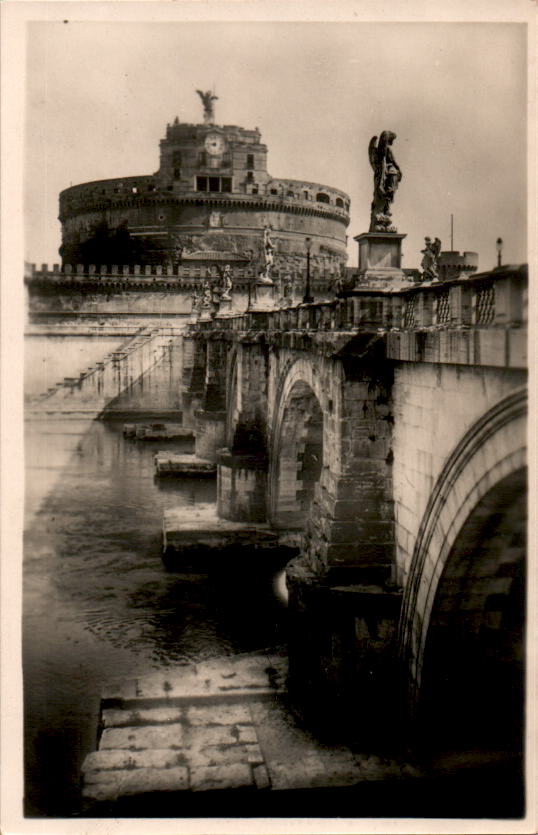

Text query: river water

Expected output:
[23,419,289,817]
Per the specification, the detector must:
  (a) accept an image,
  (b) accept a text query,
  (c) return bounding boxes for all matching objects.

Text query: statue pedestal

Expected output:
[215,298,232,317]
[352,232,410,290]
[250,282,275,311]
[199,307,212,322]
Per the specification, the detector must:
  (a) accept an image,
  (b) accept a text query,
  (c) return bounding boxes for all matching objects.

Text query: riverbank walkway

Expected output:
[81,652,420,813]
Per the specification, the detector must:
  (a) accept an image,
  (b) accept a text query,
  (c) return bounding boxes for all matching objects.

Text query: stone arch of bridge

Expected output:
[269,359,326,530]
[399,387,527,721]
[418,466,525,758]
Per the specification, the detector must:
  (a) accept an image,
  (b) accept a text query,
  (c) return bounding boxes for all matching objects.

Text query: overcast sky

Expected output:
[25,20,527,271]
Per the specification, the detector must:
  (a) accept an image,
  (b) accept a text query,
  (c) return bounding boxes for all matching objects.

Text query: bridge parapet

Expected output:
[190,264,527,336]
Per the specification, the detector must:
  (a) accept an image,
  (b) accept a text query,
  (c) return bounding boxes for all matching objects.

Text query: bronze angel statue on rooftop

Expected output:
[368,131,402,232]
[196,89,218,124]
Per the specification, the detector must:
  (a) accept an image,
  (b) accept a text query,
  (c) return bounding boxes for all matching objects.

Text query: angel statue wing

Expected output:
[368,136,379,172]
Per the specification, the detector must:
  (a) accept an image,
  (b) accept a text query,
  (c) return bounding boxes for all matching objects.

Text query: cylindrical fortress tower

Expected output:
[59,114,350,283]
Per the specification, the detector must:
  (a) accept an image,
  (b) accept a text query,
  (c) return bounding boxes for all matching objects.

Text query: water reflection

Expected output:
[24,420,288,816]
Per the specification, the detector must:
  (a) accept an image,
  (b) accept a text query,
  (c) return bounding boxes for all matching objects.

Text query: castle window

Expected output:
[270,188,278,195]
[287,190,294,197]
[196,175,231,193]
[335,197,344,208]
[303,190,309,199]
[173,168,181,179]
[148,184,155,192]
[316,192,330,204]
[246,153,254,169]
[247,171,254,183]
[252,185,259,195]
[132,187,138,194]
[172,151,182,167]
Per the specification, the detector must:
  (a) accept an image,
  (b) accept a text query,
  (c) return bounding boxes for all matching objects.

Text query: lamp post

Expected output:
[496,237,503,268]
[303,236,313,304]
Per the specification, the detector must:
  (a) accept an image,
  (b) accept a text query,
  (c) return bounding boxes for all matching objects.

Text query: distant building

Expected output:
[59,109,350,283]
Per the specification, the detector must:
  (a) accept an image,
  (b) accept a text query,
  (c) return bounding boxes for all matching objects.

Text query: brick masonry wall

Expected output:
[392,363,527,588]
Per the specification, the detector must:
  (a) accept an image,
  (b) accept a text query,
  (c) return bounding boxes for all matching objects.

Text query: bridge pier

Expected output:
[193,341,228,463]
[283,369,402,741]
[286,559,402,743]
[217,450,267,523]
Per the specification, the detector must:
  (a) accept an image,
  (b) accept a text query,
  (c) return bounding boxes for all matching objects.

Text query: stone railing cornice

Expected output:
[188,265,526,334]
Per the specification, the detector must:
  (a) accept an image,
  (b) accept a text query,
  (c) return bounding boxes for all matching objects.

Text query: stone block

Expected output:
[190,763,254,792]
[508,329,526,368]
[237,725,258,744]
[82,748,179,773]
[189,724,239,748]
[83,766,189,800]
[325,542,393,565]
[120,765,189,795]
[252,764,271,790]
[186,704,252,726]
[134,670,203,700]
[102,706,184,727]
[100,723,184,750]
[193,743,262,767]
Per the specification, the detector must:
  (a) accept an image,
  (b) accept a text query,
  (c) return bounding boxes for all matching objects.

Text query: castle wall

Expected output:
[58,119,350,269]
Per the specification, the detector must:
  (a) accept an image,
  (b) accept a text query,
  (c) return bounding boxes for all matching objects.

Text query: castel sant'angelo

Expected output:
[58,91,350,281]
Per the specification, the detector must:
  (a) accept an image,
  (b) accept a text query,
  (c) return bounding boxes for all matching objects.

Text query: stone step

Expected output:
[102,655,288,707]
[81,653,420,809]
[155,453,215,478]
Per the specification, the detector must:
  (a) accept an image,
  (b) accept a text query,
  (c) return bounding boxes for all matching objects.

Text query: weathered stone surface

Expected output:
[100,724,184,750]
[186,704,252,726]
[155,453,215,477]
[237,724,258,744]
[82,748,180,772]
[102,706,184,727]
[190,763,254,792]
[163,504,278,552]
[252,764,271,790]
[134,670,207,700]
[83,766,189,801]
[189,724,239,749]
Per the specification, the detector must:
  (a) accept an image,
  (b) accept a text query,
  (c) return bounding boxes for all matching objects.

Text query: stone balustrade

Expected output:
[191,264,527,335]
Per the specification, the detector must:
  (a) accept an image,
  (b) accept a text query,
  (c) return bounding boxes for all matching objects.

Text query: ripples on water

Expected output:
[24,420,289,816]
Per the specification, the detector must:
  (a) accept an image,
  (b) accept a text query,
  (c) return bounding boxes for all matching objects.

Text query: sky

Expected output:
[25,19,528,271]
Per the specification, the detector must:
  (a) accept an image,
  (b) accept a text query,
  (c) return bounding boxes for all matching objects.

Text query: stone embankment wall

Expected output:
[26,265,336,322]
[27,327,182,417]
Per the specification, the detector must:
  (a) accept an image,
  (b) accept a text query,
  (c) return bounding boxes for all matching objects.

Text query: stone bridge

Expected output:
[182,263,527,755]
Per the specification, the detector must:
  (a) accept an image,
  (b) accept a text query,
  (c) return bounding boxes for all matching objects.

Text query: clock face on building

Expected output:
[205,133,226,156]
